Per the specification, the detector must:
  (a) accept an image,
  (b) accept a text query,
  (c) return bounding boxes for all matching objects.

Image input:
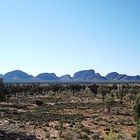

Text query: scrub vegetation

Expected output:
[0,79,140,139]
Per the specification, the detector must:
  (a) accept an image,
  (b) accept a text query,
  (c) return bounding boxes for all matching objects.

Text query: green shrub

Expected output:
[104,128,117,140]
[82,133,89,140]
[105,95,115,113]
[131,132,136,138]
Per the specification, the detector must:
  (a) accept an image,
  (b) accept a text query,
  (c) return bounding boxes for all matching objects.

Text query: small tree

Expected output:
[0,78,6,102]
[126,88,136,106]
[118,86,128,106]
[105,95,115,113]
[98,86,109,103]
[88,84,98,99]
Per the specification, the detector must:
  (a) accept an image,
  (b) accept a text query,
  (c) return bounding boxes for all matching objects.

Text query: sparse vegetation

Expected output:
[0,82,139,139]
[134,93,140,140]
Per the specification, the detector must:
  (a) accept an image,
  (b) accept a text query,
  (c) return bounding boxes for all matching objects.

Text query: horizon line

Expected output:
[0,69,140,77]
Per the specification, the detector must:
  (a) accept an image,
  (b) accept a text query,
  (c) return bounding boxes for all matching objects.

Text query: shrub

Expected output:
[35,100,44,106]
[131,133,136,138]
[104,128,117,140]
[82,133,89,140]
[63,131,74,140]
[105,95,115,113]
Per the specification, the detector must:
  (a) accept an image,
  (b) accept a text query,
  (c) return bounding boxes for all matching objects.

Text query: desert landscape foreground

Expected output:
[0,81,140,140]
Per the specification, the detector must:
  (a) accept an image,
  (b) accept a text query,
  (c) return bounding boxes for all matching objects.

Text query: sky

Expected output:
[0,0,140,77]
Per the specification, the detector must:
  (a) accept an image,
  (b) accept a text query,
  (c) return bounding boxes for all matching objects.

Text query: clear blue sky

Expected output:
[0,0,140,76]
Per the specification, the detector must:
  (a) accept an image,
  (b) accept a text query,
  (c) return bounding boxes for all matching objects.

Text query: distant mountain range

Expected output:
[0,70,140,83]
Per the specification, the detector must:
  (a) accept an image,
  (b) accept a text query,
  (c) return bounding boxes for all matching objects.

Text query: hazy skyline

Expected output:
[0,0,140,76]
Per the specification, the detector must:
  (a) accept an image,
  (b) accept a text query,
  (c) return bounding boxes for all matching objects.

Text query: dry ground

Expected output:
[0,92,136,140]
